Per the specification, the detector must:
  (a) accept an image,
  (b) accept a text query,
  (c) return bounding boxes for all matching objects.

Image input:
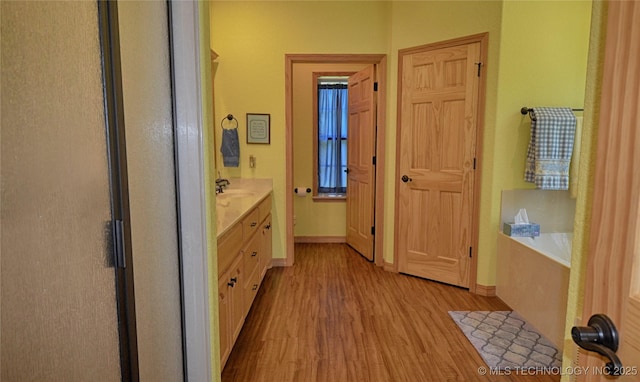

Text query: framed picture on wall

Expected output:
[246,113,270,144]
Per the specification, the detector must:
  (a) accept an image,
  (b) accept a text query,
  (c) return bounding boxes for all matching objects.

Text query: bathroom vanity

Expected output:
[215,178,272,367]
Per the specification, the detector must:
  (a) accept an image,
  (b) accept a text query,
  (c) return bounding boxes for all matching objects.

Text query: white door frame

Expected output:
[170,2,213,381]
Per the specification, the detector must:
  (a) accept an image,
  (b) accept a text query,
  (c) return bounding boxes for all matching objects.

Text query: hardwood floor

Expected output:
[222,243,560,381]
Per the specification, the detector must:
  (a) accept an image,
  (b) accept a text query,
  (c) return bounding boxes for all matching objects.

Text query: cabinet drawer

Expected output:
[242,207,260,240]
[258,194,272,223]
[217,222,242,274]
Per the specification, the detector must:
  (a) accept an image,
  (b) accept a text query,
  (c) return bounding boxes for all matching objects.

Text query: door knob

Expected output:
[344,168,350,174]
[571,313,623,376]
[401,175,412,183]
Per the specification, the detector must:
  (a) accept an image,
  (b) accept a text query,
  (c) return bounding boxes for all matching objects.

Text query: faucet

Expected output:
[216,178,230,187]
[215,171,230,193]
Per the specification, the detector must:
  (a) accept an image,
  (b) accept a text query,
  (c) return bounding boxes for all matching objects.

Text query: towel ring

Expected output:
[221,114,238,130]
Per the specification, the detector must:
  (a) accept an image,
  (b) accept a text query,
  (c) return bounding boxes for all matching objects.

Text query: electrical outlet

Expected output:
[249,155,256,168]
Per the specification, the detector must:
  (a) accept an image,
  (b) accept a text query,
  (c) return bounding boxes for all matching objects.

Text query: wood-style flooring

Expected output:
[222,243,560,382]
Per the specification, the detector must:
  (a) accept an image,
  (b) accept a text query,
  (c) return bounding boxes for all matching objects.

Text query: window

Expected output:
[315,76,349,197]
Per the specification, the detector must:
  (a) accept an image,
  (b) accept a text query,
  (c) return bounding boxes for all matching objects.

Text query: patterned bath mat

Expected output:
[449,311,562,370]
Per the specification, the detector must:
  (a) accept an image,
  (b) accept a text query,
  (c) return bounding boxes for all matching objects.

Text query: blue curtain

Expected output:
[318,84,348,194]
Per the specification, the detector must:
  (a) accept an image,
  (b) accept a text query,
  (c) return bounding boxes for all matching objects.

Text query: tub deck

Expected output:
[496,232,571,351]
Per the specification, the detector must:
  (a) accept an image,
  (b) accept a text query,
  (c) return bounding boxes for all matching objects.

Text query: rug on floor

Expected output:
[449,311,562,370]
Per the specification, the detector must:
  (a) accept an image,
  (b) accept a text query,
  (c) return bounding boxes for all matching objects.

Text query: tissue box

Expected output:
[503,222,540,237]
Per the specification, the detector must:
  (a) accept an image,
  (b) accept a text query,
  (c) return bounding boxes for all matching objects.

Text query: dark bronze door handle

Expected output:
[571,314,623,376]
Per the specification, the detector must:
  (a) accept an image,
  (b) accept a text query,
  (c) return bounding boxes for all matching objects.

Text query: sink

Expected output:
[216,190,255,199]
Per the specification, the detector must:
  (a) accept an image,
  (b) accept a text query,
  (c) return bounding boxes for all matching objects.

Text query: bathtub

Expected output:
[511,233,573,267]
[496,232,572,351]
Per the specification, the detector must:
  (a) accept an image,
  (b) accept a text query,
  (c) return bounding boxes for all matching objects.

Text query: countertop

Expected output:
[216,178,273,237]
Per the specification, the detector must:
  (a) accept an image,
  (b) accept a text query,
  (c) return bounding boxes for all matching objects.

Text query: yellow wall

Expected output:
[210,0,591,285]
[292,63,367,237]
[386,0,503,282]
[479,0,591,286]
[210,1,390,259]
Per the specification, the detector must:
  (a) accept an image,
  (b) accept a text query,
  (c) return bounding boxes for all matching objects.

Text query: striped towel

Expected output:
[524,107,576,190]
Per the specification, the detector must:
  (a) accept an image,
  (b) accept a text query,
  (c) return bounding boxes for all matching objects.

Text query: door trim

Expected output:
[97,1,139,378]
[169,2,212,381]
[394,33,488,293]
[285,54,387,267]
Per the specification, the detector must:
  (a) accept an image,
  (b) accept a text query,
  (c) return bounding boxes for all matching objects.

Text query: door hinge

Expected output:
[469,247,473,258]
[114,219,126,268]
[475,62,482,77]
[473,158,477,170]
[373,82,378,92]
[372,156,376,165]
[371,226,375,235]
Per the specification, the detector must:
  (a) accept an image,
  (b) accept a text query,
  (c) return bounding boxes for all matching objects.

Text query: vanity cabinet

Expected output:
[217,193,272,368]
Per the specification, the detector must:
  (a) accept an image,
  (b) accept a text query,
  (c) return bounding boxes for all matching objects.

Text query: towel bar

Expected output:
[520,107,584,116]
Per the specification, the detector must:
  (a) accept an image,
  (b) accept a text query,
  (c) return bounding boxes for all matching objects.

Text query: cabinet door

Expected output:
[242,230,260,284]
[260,215,273,280]
[229,256,245,343]
[218,275,231,366]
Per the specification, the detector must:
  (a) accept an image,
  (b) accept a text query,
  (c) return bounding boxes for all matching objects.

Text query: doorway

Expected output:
[395,34,488,289]
[285,54,387,267]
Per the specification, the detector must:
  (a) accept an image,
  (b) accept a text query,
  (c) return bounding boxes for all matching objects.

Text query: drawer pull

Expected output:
[250,222,257,227]
[252,284,258,291]
[265,224,271,230]
[251,251,258,257]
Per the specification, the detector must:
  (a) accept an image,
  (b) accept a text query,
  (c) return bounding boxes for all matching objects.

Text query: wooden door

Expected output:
[396,38,482,288]
[577,2,640,380]
[346,65,376,261]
